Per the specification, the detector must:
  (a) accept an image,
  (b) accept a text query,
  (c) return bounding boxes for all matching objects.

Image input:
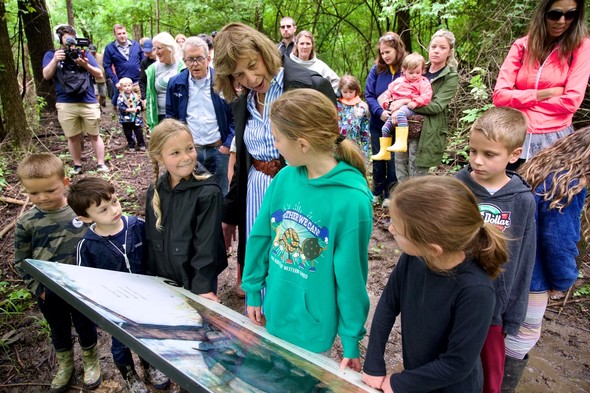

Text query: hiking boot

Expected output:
[81,344,102,389]
[96,164,110,173]
[50,349,74,393]
[125,370,149,393]
[70,165,83,176]
[146,365,171,390]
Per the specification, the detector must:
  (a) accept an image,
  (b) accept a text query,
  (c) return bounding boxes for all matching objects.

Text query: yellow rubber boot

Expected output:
[370,137,393,161]
[388,126,409,153]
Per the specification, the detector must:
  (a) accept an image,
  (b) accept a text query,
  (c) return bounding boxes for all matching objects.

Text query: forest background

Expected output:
[0,0,589,150]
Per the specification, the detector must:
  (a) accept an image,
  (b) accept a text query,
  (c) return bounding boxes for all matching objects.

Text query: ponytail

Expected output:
[470,223,508,279]
[335,138,369,185]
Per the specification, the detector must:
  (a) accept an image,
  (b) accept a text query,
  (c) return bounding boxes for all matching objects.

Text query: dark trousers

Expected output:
[37,287,97,352]
[370,128,397,198]
[197,147,229,196]
[122,123,145,148]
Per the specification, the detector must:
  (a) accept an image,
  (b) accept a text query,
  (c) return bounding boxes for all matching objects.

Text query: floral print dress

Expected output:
[337,97,370,158]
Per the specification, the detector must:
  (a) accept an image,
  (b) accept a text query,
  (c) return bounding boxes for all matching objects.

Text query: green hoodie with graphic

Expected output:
[242,161,373,358]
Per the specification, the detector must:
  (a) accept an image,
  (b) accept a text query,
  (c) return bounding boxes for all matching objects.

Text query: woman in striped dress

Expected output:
[213,23,336,295]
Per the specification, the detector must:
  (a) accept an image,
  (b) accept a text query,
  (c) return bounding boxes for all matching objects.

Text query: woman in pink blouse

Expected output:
[493,0,589,168]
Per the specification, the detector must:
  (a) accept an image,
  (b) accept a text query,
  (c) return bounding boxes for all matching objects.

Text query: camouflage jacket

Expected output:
[14,205,87,295]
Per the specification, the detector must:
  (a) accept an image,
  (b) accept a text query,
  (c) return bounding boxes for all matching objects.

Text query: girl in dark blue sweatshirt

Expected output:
[363,176,508,393]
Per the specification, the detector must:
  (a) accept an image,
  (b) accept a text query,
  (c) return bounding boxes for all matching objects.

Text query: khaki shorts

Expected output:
[56,103,101,137]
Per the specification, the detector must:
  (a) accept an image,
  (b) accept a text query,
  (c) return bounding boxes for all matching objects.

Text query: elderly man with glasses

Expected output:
[277,17,297,56]
[165,36,235,194]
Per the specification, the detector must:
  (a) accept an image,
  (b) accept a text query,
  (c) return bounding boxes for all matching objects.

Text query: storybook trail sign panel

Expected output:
[22,259,376,393]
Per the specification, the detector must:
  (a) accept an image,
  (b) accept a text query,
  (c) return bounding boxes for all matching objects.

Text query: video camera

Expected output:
[64,36,91,62]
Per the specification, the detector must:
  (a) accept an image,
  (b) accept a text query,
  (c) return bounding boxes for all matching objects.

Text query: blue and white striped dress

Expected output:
[244,68,285,239]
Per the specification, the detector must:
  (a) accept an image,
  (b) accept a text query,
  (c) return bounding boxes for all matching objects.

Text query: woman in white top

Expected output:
[289,30,340,93]
[145,32,184,129]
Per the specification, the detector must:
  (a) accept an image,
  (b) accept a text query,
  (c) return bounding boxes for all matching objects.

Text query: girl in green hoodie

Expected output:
[242,89,373,371]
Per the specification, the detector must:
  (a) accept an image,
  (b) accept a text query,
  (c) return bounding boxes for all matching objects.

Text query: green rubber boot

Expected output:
[82,344,102,389]
[50,349,74,393]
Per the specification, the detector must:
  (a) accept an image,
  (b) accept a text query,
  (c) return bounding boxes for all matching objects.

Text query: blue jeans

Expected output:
[197,147,229,196]
[370,128,397,198]
[112,336,134,366]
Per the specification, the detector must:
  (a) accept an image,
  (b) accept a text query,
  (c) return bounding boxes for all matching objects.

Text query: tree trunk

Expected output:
[18,0,56,112]
[155,0,160,33]
[133,24,142,42]
[396,8,412,53]
[66,0,74,27]
[0,1,31,146]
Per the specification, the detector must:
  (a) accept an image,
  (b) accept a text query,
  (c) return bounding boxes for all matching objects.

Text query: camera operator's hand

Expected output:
[43,50,66,80]
[53,49,66,62]
[74,56,89,69]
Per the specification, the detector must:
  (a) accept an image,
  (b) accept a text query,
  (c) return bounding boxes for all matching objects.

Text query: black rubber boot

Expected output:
[501,354,528,393]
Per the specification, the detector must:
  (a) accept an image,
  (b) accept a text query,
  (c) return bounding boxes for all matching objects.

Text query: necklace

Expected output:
[256,92,265,106]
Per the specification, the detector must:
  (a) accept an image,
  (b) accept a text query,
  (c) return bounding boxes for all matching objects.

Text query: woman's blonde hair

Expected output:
[527,0,587,66]
[519,126,590,245]
[292,30,316,59]
[375,32,406,74]
[148,119,210,230]
[213,23,282,102]
[390,176,507,278]
[152,32,180,64]
[270,89,368,183]
[429,29,458,68]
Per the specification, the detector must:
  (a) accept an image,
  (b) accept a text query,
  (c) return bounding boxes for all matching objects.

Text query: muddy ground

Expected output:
[0,108,588,392]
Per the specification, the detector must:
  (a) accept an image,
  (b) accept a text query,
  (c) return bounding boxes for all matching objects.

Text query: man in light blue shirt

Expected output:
[166,37,234,194]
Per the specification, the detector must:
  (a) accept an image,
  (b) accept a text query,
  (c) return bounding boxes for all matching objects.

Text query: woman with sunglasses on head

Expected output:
[212,23,336,298]
[493,0,590,169]
[365,33,406,209]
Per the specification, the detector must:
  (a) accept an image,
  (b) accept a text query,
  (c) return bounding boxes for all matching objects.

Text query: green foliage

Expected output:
[574,283,590,298]
[459,68,495,125]
[0,157,8,191]
[0,276,33,316]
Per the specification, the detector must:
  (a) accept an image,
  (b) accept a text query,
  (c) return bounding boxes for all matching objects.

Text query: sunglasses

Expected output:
[546,9,579,21]
[280,25,293,29]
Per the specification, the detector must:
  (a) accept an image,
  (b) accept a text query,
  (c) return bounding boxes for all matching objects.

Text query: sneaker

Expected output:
[382,198,391,209]
[372,195,380,205]
[70,165,83,176]
[146,365,170,390]
[136,145,146,152]
[96,164,110,173]
[125,370,149,393]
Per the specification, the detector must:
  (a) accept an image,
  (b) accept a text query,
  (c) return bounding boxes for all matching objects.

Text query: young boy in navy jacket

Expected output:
[456,107,536,393]
[68,177,170,392]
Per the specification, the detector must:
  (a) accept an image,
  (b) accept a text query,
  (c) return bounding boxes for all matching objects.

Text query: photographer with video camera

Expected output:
[43,24,109,175]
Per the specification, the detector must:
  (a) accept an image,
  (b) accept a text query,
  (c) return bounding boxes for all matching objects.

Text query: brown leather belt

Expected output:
[196,139,222,149]
[252,158,281,178]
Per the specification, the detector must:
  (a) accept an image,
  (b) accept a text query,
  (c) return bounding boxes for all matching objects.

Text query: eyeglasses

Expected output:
[184,56,207,65]
[280,25,293,29]
[546,9,579,21]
